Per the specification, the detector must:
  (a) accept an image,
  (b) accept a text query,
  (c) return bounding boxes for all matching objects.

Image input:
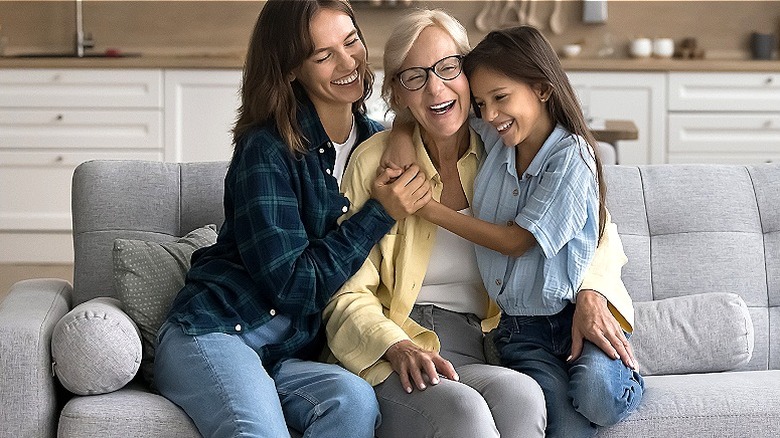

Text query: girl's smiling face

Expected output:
[469,66,553,151]
[293,7,367,113]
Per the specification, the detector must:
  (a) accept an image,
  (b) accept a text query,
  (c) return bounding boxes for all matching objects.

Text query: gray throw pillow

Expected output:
[113,225,218,384]
[632,292,754,376]
[52,297,142,395]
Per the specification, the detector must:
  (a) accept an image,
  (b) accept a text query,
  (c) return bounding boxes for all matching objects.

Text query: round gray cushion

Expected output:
[51,297,142,395]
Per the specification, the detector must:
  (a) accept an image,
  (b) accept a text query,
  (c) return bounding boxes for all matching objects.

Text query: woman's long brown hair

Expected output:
[233,0,374,156]
[463,26,608,239]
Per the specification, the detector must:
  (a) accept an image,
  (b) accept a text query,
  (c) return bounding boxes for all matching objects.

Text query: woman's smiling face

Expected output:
[293,7,367,112]
[393,26,471,142]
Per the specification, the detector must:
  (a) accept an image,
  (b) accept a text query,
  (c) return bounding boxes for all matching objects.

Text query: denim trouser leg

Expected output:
[274,358,381,438]
[494,304,644,438]
[154,321,380,438]
[568,340,644,427]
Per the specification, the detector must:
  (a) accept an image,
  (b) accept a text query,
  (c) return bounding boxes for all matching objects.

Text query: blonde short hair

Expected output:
[382,9,470,123]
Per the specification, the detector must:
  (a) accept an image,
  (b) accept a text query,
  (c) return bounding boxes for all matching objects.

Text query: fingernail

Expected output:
[453,373,460,382]
[419,383,426,390]
[566,355,572,362]
[431,377,440,385]
[406,387,412,394]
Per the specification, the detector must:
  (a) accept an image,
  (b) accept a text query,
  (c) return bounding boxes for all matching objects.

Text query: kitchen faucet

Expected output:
[75,0,94,57]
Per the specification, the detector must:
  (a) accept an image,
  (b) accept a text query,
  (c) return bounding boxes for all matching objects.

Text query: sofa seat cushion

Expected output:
[596,370,780,437]
[631,292,754,376]
[58,385,200,437]
[51,297,142,396]
[113,225,218,384]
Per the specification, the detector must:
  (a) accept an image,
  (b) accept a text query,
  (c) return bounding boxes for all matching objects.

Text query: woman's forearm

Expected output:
[418,200,536,257]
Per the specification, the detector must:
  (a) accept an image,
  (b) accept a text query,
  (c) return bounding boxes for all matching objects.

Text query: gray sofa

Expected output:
[1,160,779,437]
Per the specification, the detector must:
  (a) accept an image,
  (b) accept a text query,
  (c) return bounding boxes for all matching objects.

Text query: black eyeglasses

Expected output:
[396,55,465,91]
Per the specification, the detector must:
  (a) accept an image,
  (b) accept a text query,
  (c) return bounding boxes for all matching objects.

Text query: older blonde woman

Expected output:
[324,8,634,438]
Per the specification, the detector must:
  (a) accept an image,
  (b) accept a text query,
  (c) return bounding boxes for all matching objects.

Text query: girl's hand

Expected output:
[371,164,431,220]
[384,340,459,394]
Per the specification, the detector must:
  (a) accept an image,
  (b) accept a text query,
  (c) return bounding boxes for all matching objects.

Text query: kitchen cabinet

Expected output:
[667,72,780,164]
[567,72,667,165]
[0,69,163,262]
[164,70,242,162]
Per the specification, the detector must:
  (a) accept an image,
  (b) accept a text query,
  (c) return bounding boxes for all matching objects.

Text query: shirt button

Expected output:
[507,221,514,227]
[342,205,348,213]
[495,279,502,286]
[319,148,325,154]
[326,169,332,175]
[270,309,277,317]
[234,324,242,332]
[512,189,519,196]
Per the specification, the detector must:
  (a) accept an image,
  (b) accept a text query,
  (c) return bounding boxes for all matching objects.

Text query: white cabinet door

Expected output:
[0,69,163,108]
[0,68,164,263]
[667,72,780,164]
[164,70,242,162]
[567,72,667,165]
[668,72,780,112]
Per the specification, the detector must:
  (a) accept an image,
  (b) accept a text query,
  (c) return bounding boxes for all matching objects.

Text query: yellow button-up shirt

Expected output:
[324,126,633,386]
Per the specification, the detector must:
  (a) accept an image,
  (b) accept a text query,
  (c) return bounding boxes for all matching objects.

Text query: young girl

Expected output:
[392,26,644,437]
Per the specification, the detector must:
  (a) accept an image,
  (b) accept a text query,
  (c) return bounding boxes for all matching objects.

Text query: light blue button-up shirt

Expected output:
[469,118,599,316]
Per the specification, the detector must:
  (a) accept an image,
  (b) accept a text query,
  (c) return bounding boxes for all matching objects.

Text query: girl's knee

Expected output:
[569,369,643,427]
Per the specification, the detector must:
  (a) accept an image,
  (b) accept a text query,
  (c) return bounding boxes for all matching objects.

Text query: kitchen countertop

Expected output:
[1,54,779,71]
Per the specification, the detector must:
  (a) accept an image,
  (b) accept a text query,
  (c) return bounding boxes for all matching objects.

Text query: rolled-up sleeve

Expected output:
[515,147,596,259]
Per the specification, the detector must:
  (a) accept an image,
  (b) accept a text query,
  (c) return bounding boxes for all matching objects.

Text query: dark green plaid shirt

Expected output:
[165,97,390,369]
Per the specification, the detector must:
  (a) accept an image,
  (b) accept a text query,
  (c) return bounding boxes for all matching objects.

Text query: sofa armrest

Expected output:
[0,279,72,438]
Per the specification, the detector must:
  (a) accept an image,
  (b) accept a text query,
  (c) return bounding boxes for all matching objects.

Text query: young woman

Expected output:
[413,26,646,437]
[153,1,430,436]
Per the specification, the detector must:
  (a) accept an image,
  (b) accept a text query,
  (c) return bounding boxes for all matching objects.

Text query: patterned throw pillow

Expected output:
[113,225,218,384]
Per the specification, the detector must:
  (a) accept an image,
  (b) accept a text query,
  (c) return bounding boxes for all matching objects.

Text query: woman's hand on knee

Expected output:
[570,290,638,371]
[384,340,458,394]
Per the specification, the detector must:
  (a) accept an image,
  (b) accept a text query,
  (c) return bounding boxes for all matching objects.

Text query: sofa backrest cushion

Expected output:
[605,164,780,371]
[72,160,228,306]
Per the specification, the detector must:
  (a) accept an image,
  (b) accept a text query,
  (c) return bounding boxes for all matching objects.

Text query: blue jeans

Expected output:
[155,320,380,438]
[493,303,644,438]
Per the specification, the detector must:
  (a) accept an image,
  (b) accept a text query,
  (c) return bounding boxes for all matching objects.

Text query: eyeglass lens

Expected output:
[399,55,463,91]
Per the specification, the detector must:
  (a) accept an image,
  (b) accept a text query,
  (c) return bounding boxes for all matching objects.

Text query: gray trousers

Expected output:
[374,305,546,438]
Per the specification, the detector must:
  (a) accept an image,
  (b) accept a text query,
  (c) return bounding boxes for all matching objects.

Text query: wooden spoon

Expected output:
[549,0,565,35]
[475,0,496,32]
[526,0,544,29]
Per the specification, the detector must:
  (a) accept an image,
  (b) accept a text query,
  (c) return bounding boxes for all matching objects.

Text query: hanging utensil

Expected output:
[526,0,544,29]
[475,0,497,32]
[549,0,565,35]
[516,0,528,25]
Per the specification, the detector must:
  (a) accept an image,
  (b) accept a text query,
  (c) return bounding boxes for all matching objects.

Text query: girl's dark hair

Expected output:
[233,0,374,155]
[463,25,607,239]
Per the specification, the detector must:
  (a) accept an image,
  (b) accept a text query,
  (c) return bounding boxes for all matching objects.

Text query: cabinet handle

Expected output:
[55,114,63,121]
[54,155,64,163]
[763,120,772,129]
[766,77,774,85]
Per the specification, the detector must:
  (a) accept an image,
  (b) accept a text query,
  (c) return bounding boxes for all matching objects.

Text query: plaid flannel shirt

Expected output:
[165,96,391,369]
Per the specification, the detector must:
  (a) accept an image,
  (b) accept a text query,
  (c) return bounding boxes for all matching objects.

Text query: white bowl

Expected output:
[561,44,582,58]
